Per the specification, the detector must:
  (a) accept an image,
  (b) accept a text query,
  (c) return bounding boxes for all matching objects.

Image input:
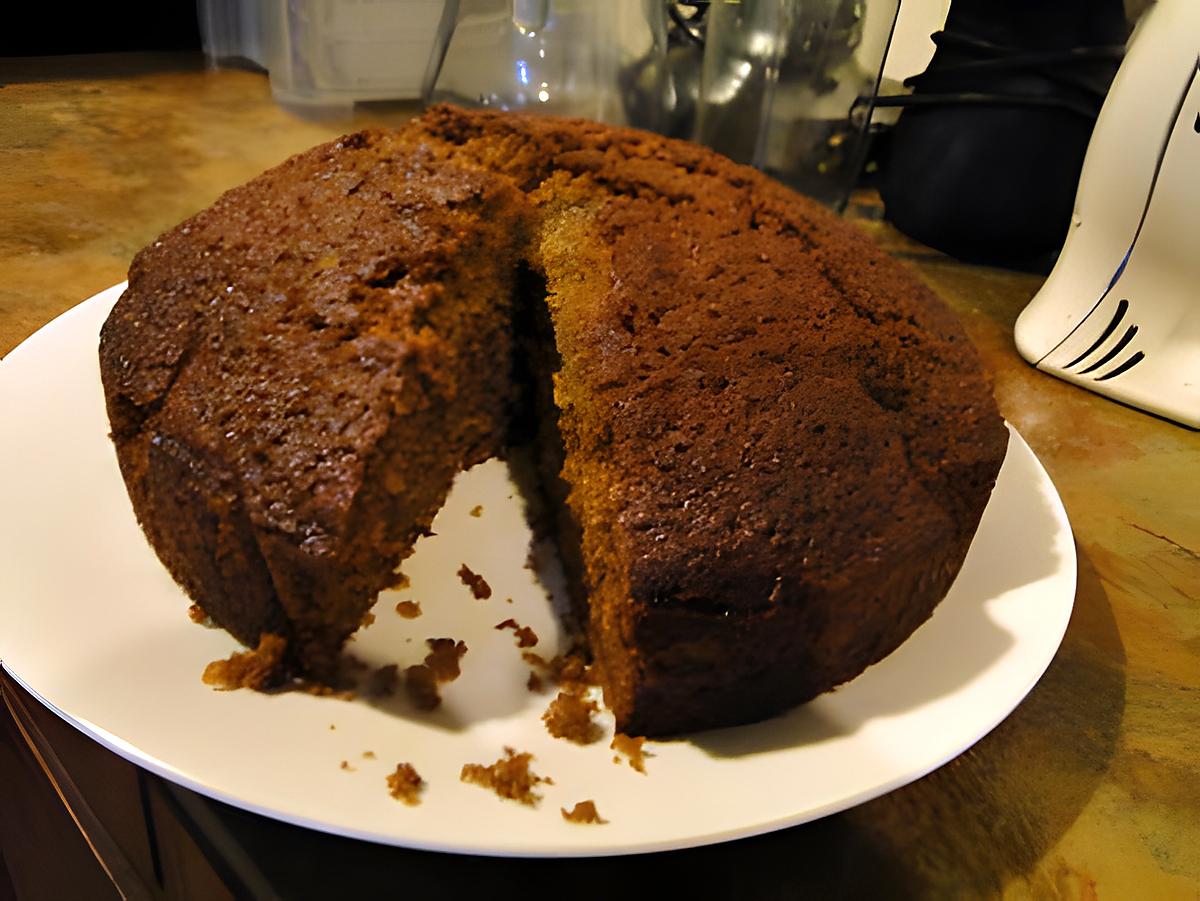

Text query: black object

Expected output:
[622,2,709,138]
[876,0,1128,271]
[0,1,200,56]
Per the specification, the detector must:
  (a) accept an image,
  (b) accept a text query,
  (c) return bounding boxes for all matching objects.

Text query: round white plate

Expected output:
[0,285,1076,857]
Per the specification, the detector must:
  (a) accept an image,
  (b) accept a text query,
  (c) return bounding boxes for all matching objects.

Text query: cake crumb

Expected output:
[187,604,211,625]
[527,671,543,693]
[505,597,513,604]
[329,724,336,731]
[386,763,425,806]
[340,760,355,772]
[611,734,651,774]
[561,801,607,824]
[460,747,549,806]
[543,690,602,744]
[405,664,440,711]
[202,634,287,690]
[494,618,539,648]
[363,750,376,759]
[394,600,422,619]
[288,654,361,700]
[391,572,411,590]
[457,564,492,599]
[300,682,356,701]
[366,664,399,698]
[203,642,362,699]
[523,650,593,692]
[404,639,468,710]
[469,504,484,517]
[424,638,468,682]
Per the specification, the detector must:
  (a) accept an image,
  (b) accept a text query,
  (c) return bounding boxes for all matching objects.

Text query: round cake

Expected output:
[99,105,1008,736]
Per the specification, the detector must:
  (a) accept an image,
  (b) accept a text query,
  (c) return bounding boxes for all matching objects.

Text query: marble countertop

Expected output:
[1,53,1196,898]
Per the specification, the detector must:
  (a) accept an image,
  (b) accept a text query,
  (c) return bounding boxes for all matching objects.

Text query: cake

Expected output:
[98,106,1008,736]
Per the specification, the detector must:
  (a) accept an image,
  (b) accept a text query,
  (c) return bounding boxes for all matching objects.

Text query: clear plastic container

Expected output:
[198,0,447,112]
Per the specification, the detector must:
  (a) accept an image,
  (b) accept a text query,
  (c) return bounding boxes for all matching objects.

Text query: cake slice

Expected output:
[100,131,528,678]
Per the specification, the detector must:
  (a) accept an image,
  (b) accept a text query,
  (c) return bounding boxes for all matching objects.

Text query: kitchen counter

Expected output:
[1,53,1196,899]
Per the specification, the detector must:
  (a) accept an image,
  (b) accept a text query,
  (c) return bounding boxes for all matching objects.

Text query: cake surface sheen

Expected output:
[99,105,1008,736]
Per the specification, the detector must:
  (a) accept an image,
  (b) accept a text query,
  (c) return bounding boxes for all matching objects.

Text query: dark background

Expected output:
[0,2,201,56]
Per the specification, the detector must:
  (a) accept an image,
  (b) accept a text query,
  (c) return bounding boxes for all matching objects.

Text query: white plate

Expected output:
[0,285,1076,857]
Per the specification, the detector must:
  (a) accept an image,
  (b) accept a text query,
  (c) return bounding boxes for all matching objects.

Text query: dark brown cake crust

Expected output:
[412,107,1007,734]
[100,106,1006,733]
[100,129,529,675]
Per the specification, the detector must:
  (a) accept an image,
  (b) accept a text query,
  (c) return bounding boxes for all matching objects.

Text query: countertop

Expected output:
[1,53,1197,899]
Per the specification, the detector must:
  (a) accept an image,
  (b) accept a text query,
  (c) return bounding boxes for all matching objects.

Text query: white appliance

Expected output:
[1014,0,1200,429]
